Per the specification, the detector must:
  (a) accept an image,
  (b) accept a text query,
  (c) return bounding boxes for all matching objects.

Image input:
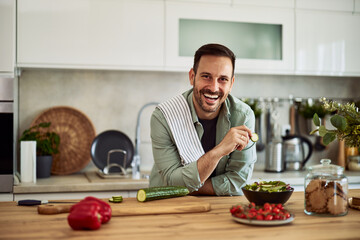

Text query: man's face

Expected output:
[189,55,234,120]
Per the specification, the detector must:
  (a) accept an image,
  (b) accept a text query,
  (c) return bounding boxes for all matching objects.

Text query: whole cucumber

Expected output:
[137,186,190,202]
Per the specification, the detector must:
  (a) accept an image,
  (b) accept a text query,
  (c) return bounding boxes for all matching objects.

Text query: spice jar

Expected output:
[304,159,348,216]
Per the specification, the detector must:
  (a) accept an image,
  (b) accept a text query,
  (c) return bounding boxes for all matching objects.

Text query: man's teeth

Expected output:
[204,93,219,99]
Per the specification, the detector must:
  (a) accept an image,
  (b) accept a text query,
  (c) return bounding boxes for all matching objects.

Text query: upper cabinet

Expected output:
[0,0,15,76]
[355,0,360,13]
[165,1,295,74]
[295,3,360,76]
[15,0,360,76]
[17,0,165,70]
[295,0,354,12]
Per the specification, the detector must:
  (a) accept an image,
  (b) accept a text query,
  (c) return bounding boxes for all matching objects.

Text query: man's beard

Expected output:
[193,81,224,113]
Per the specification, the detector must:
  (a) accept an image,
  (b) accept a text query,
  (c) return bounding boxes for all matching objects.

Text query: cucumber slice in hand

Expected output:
[250,133,259,142]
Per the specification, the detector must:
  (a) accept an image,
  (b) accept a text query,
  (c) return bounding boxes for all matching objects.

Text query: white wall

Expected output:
[18,69,360,172]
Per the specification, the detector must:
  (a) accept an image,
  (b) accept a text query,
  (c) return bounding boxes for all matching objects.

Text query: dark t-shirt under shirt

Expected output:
[199,116,218,178]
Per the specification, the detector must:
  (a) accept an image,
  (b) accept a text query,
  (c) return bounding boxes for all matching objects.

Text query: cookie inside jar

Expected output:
[304,159,348,217]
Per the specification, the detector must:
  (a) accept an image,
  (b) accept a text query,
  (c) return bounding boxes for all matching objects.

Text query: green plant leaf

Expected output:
[39,122,51,128]
[318,125,327,137]
[322,132,336,145]
[310,129,319,135]
[19,121,60,156]
[313,113,320,126]
[330,115,347,131]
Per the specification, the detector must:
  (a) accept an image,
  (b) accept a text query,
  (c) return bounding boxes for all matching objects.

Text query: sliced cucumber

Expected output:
[251,133,259,142]
[137,186,189,202]
[109,195,123,203]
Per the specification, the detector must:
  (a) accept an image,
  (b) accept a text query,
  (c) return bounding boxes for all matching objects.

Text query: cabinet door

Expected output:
[295,0,353,12]
[17,0,164,70]
[296,11,360,76]
[356,0,360,13]
[0,0,15,75]
[165,2,294,74]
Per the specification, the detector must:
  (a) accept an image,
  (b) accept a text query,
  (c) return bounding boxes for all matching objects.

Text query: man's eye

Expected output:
[219,77,228,82]
[201,75,210,79]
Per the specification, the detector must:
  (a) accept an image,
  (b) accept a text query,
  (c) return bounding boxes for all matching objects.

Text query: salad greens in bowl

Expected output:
[242,181,294,205]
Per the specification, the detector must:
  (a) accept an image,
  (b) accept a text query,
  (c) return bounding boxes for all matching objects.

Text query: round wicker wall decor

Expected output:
[31,106,96,175]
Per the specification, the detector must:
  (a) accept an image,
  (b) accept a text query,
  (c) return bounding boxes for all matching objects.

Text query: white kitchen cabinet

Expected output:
[295,0,354,12]
[165,2,295,74]
[0,0,15,76]
[17,0,164,70]
[355,0,360,13]
[233,0,295,8]
[296,10,360,76]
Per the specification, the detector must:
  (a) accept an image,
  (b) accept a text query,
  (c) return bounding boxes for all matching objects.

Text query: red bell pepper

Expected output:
[67,201,102,230]
[80,196,112,223]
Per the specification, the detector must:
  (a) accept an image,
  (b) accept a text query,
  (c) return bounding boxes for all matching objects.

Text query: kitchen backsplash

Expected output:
[18,69,360,172]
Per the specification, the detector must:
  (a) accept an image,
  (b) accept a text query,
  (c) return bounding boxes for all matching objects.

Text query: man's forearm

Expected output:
[190,179,215,195]
[196,146,224,183]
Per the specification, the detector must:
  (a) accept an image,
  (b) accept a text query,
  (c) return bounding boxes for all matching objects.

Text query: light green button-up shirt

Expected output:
[149,89,257,196]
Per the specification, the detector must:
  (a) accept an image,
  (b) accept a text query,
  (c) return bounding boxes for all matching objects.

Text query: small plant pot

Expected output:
[36,156,53,178]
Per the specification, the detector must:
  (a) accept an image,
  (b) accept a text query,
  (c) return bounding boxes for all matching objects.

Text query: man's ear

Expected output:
[189,68,195,86]
[229,76,235,92]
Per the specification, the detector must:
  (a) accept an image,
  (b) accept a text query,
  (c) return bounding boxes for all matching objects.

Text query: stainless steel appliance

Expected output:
[265,139,285,172]
[282,133,313,171]
[0,77,14,192]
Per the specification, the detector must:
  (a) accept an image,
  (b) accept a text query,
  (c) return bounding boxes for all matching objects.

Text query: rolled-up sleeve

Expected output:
[150,109,203,192]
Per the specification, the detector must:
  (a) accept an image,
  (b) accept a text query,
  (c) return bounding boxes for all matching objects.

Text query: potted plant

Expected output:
[299,100,330,133]
[20,122,60,178]
[311,98,360,149]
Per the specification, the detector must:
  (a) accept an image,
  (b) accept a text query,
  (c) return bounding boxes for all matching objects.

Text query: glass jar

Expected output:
[348,155,360,171]
[304,159,348,216]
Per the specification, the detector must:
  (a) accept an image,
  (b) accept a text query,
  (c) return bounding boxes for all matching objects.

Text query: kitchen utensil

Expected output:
[265,139,284,172]
[264,99,272,144]
[91,130,134,173]
[265,100,284,172]
[102,149,128,175]
[38,196,211,216]
[31,106,96,175]
[255,112,265,152]
[18,199,77,206]
[283,133,313,171]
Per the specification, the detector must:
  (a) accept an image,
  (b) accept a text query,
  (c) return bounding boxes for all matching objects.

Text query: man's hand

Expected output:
[215,125,253,156]
[196,125,252,185]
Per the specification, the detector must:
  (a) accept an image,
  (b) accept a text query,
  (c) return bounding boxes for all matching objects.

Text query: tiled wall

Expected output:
[18,69,360,172]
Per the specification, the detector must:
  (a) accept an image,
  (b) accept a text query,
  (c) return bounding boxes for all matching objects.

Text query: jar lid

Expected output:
[307,159,344,175]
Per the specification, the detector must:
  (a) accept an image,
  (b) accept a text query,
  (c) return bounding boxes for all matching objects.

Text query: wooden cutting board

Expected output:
[38,196,211,216]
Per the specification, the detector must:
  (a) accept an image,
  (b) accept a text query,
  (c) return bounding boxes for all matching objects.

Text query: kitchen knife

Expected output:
[18,199,78,206]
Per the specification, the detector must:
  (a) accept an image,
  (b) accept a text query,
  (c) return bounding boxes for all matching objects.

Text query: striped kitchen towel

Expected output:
[157,95,205,165]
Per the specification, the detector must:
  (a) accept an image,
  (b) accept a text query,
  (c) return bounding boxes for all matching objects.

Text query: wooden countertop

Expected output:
[13,170,360,194]
[1,190,360,240]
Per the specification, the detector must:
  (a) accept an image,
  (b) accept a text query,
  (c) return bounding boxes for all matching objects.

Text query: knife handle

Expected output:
[38,204,73,215]
[18,200,44,206]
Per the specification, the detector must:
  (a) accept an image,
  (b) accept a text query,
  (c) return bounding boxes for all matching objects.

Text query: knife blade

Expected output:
[18,199,78,206]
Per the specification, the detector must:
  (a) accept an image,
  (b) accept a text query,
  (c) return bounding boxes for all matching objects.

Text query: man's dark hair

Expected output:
[193,43,236,77]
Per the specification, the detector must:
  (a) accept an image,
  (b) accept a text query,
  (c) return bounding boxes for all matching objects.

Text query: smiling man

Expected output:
[149,43,257,196]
